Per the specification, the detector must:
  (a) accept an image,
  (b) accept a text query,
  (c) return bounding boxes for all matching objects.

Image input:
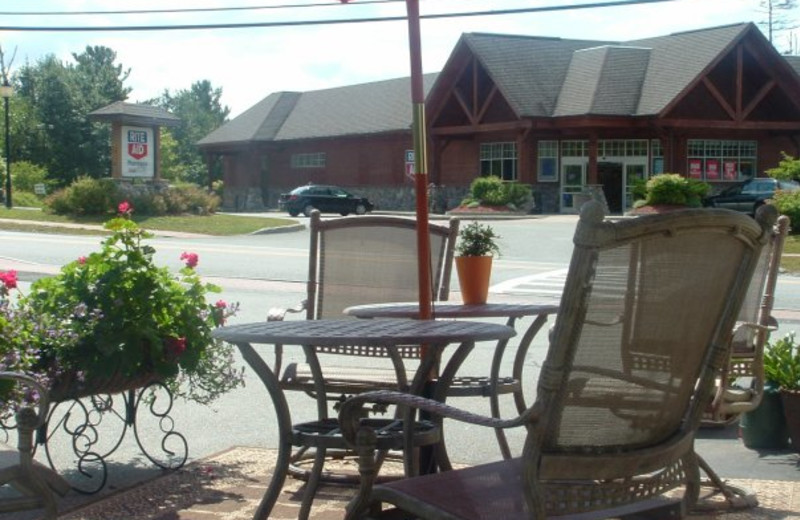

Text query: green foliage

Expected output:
[45,177,220,217]
[14,47,131,184]
[765,152,800,181]
[770,190,800,233]
[45,176,118,216]
[764,332,800,391]
[12,191,44,208]
[456,221,501,257]
[155,81,230,186]
[640,173,710,207]
[462,176,532,210]
[11,160,48,192]
[10,211,244,407]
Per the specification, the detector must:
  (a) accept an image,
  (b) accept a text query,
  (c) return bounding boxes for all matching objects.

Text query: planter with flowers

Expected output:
[0,202,244,492]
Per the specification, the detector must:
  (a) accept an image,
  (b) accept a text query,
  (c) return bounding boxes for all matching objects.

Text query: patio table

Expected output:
[344,301,559,459]
[212,318,515,520]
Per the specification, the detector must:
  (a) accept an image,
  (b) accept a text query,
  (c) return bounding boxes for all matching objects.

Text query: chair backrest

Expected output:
[731,213,790,353]
[305,211,459,320]
[530,202,773,479]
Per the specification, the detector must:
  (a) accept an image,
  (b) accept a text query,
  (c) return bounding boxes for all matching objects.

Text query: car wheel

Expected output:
[303,204,315,217]
[355,203,367,215]
[288,210,300,217]
[340,212,349,216]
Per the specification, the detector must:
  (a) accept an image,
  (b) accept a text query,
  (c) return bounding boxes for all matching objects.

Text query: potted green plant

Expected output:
[0,201,244,419]
[454,221,501,304]
[761,332,800,451]
[628,173,710,215]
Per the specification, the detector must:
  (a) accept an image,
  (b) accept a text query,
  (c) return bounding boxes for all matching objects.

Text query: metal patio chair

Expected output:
[0,372,70,520]
[338,201,773,520]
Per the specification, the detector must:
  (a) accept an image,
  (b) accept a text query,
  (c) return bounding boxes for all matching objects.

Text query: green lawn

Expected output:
[782,235,800,274]
[0,208,298,236]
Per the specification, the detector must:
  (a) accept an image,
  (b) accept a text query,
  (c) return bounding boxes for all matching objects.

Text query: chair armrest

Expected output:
[267,299,308,321]
[338,389,539,447]
[0,371,49,428]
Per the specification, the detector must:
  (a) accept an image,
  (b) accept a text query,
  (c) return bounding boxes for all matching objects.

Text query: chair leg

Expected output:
[693,455,759,511]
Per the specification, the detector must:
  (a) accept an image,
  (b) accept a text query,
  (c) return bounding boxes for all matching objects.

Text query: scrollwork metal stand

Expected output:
[35,380,188,494]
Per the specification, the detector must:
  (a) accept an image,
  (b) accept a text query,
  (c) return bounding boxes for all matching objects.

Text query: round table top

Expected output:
[212,318,516,346]
[344,301,560,319]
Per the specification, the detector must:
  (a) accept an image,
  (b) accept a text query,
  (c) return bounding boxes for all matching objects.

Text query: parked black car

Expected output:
[703,177,800,215]
[278,184,374,217]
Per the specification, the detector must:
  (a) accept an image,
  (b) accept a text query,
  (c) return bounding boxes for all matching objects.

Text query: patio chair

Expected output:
[338,201,774,520]
[703,213,790,427]
[0,372,70,519]
[269,210,460,406]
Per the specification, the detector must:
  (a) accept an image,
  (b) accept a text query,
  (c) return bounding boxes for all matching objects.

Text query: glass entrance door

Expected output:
[561,161,586,213]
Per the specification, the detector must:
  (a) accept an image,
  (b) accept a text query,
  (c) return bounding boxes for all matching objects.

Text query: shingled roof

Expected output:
[198,74,437,146]
[88,101,180,126]
[456,23,753,118]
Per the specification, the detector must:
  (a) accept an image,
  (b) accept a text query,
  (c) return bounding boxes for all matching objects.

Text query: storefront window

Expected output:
[538,140,558,182]
[480,142,517,181]
[687,139,756,181]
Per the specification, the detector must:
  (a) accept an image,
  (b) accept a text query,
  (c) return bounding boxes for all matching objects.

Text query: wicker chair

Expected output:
[704,213,790,427]
[0,372,70,519]
[338,201,774,520]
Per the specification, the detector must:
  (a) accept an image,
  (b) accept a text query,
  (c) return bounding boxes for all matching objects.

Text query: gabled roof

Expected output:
[88,101,180,127]
[198,75,437,147]
[454,23,754,118]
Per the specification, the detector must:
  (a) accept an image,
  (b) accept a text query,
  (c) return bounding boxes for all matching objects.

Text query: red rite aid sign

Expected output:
[122,126,154,178]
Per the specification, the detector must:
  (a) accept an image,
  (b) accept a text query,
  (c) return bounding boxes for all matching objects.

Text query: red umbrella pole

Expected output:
[406,0,433,322]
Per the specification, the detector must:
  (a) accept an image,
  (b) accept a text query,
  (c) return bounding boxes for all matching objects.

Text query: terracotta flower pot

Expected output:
[455,255,493,305]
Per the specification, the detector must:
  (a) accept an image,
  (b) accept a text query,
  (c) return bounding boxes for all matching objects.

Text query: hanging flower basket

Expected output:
[48,369,165,403]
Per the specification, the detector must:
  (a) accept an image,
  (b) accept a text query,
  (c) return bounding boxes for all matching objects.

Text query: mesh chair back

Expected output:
[307,212,458,320]
[538,203,771,456]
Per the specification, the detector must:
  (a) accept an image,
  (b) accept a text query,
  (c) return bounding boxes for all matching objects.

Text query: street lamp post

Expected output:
[0,81,12,209]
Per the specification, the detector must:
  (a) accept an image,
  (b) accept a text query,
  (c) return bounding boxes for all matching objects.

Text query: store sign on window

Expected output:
[689,159,702,179]
[122,126,154,178]
[723,160,737,180]
[706,159,720,180]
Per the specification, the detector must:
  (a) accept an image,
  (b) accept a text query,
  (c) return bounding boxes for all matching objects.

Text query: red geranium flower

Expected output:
[166,336,187,359]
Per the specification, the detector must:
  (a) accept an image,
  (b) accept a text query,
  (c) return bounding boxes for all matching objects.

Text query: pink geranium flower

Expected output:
[0,270,18,290]
[180,252,199,268]
[118,201,132,215]
[78,256,87,265]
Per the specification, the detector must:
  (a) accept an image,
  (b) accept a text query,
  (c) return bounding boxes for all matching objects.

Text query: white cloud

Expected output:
[0,0,773,118]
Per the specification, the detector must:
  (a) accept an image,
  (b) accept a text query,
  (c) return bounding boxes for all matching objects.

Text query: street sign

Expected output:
[405,149,415,181]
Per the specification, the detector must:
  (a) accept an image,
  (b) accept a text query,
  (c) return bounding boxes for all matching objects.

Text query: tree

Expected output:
[757,0,798,48]
[13,46,131,185]
[156,80,229,186]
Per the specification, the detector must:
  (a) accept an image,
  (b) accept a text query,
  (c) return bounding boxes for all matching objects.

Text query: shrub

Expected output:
[12,191,44,208]
[771,190,800,233]
[10,161,48,193]
[45,176,118,216]
[461,176,532,210]
[636,173,709,208]
[766,152,800,182]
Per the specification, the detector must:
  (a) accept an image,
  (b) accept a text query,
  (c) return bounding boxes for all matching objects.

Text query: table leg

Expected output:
[236,342,293,520]
[488,316,518,459]
[511,314,550,414]
[428,340,475,473]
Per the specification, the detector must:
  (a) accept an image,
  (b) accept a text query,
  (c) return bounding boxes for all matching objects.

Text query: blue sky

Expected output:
[0,0,782,118]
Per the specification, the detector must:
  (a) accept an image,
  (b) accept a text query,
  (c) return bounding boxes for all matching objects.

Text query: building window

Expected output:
[561,140,588,157]
[687,139,757,181]
[651,139,664,175]
[538,140,558,182]
[480,142,517,181]
[291,152,326,169]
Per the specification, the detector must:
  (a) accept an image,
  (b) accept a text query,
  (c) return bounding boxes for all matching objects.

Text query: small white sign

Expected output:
[33,183,47,195]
